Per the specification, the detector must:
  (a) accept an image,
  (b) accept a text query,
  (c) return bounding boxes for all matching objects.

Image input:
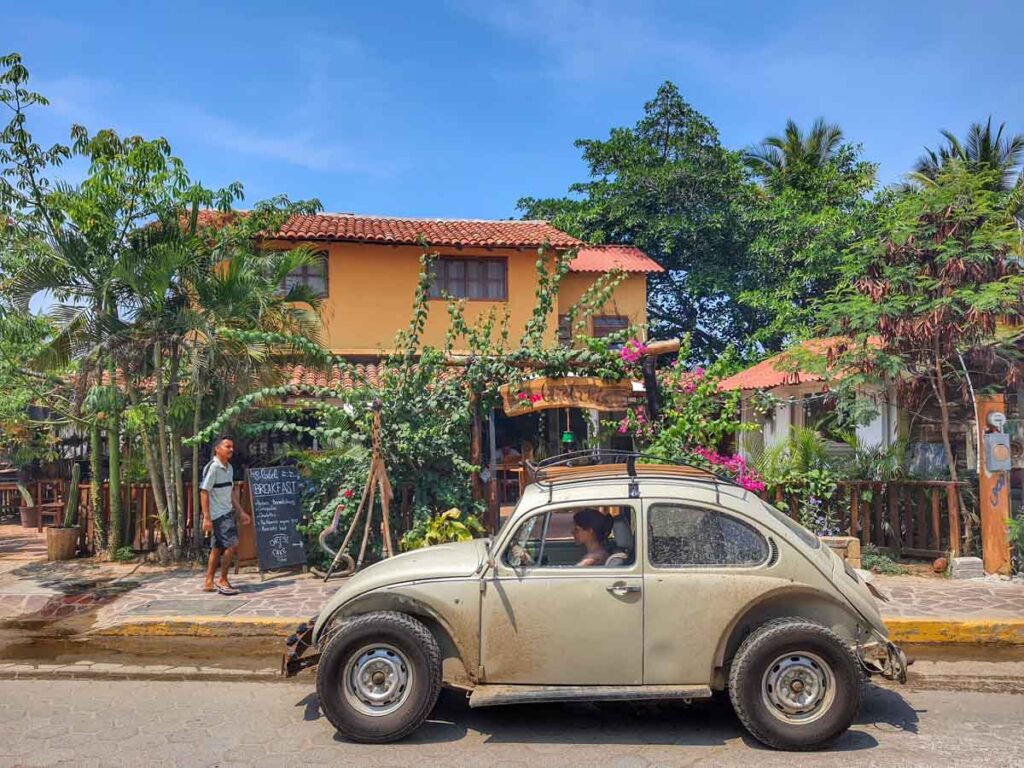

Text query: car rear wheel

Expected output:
[316,611,441,743]
[728,618,862,750]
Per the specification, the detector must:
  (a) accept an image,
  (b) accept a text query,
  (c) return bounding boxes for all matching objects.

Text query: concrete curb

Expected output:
[0,662,289,683]
[91,615,1024,645]
[885,618,1024,646]
[90,615,306,638]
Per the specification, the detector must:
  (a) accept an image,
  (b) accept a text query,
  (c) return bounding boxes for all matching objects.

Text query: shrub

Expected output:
[861,544,907,575]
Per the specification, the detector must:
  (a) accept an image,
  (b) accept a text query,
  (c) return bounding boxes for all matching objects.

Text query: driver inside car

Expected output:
[509,508,612,567]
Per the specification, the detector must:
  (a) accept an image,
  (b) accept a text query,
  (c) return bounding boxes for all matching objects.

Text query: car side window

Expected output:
[503,506,636,569]
[648,503,768,567]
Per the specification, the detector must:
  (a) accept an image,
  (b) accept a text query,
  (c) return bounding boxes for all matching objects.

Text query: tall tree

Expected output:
[518,82,751,361]
[915,118,1024,191]
[819,163,1024,548]
[744,118,845,179]
[740,128,877,350]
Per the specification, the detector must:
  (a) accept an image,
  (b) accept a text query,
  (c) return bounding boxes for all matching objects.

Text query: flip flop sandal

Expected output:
[215,584,240,596]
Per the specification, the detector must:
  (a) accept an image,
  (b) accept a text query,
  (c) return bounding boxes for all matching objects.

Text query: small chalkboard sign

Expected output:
[246,466,306,573]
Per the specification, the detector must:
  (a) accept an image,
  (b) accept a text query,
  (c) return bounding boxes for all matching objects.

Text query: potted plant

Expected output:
[45,463,81,561]
[16,482,39,529]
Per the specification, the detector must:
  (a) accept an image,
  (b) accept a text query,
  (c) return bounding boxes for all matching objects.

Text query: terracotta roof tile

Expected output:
[718,336,880,392]
[267,213,582,249]
[569,245,663,273]
[287,362,383,391]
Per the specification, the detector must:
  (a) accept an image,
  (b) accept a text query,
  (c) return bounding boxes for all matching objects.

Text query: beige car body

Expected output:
[311,469,891,694]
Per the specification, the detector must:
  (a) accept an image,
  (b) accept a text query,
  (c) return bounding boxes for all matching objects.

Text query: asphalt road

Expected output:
[1,679,1022,767]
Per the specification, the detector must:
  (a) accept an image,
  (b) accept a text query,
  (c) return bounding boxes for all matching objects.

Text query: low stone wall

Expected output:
[820,535,861,569]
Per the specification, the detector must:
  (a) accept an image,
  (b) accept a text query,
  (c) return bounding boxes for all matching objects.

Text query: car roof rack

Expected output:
[525,449,742,499]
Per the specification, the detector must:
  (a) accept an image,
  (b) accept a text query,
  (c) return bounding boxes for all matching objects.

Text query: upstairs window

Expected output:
[592,315,629,338]
[281,251,328,298]
[429,257,507,300]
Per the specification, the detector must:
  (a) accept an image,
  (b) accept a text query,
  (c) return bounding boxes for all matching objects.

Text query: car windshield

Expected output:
[761,501,820,549]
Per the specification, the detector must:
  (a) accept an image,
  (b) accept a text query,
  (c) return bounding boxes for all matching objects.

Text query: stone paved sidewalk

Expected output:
[90,568,339,631]
[3,520,1024,639]
[876,575,1024,619]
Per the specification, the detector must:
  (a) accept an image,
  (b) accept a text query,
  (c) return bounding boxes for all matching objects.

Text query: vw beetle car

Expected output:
[285,452,906,751]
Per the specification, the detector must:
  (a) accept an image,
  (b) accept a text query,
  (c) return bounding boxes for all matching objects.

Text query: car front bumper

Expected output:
[857,636,909,683]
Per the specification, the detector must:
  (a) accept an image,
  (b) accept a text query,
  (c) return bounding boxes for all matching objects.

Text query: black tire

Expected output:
[316,611,442,743]
[728,618,862,750]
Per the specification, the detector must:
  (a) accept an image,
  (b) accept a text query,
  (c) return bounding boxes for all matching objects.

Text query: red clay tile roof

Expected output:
[268,213,582,249]
[718,336,881,392]
[568,245,663,273]
[287,363,383,391]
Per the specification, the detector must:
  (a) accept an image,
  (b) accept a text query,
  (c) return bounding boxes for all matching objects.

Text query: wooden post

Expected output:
[887,483,902,552]
[947,482,961,558]
[469,391,483,503]
[851,486,862,542]
[930,486,941,552]
[976,394,1012,574]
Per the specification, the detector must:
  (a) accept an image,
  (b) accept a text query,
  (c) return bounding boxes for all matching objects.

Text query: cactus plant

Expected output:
[63,463,81,528]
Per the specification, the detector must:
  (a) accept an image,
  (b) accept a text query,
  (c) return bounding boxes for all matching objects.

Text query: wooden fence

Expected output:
[2,477,419,556]
[768,480,966,559]
[0,479,239,554]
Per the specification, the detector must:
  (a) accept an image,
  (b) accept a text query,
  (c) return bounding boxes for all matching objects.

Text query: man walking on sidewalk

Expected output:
[201,436,251,595]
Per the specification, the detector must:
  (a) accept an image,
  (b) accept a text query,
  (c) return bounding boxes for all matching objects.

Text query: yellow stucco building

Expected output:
[262,213,661,356]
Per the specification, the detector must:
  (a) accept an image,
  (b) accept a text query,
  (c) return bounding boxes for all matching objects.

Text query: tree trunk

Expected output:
[126,384,170,540]
[89,421,105,551]
[107,359,122,553]
[171,427,186,550]
[152,343,177,552]
[191,348,205,553]
[933,346,971,553]
[167,344,186,551]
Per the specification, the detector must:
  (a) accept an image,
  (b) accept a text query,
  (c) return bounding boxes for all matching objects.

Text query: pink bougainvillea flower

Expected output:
[344,489,354,499]
[516,391,528,400]
[529,394,543,403]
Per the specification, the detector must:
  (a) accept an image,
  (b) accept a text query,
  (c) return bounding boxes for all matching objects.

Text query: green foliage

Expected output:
[518,82,751,360]
[741,138,877,349]
[915,118,1024,191]
[838,434,909,482]
[112,546,136,563]
[756,427,843,534]
[62,462,81,528]
[861,544,908,575]
[634,335,752,454]
[400,508,486,551]
[1008,515,1024,575]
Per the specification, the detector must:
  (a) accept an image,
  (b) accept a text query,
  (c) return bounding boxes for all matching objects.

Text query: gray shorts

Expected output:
[212,514,239,550]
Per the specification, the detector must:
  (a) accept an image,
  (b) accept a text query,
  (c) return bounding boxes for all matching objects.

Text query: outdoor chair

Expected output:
[16,483,63,532]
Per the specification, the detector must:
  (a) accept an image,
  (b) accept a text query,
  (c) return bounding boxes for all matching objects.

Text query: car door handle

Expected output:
[606,583,641,596]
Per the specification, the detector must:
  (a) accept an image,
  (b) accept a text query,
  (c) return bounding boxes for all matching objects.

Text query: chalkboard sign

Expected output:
[246,466,306,572]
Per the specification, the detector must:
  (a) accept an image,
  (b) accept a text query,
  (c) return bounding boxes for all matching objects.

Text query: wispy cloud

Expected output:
[459,0,729,81]
[27,34,392,176]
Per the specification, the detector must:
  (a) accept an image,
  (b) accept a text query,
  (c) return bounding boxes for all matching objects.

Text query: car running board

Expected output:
[468,684,713,708]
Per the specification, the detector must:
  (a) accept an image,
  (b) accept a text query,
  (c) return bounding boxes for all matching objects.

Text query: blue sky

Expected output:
[6,1,1023,219]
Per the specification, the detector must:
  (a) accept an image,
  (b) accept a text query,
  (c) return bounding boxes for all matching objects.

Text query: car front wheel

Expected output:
[316,611,442,743]
[728,618,862,750]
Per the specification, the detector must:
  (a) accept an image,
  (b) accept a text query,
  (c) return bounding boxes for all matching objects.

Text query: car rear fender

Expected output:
[710,586,872,689]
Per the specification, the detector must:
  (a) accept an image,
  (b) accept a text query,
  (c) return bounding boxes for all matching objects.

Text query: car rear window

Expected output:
[761,501,820,549]
[647,503,769,567]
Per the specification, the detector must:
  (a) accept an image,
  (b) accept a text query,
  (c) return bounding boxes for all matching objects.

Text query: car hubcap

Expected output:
[343,644,412,717]
[761,651,836,724]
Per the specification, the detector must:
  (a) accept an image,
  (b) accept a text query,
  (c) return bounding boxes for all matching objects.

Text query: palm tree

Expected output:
[914,118,1024,191]
[744,118,844,177]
